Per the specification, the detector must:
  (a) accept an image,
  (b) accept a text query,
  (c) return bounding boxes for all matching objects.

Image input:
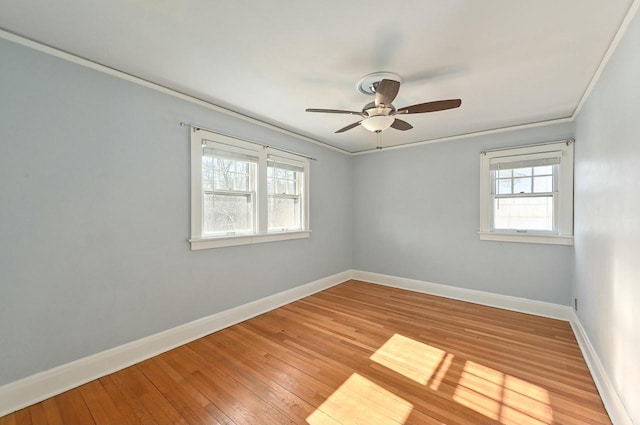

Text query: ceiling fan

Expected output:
[306,72,461,134]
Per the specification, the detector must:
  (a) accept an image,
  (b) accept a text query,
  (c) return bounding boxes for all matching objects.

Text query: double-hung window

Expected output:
[479,140,574,245]
[190,128,310,250]
[267,155,305,232]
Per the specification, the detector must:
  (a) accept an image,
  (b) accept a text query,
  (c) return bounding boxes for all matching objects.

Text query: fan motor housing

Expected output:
[356,72,403,95]
[362,101,395,117]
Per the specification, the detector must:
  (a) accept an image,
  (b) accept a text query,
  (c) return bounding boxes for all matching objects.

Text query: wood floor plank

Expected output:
[40,398,64,425]
[27,403,47,425]
[0,413,16,425]
[178,345,296,425]
[156,354,237,425]
[79,379,140,425]
[191,336,317,422]
[109,366,188,425]
[56,389,96,425]
[0,410,31,425]
[98,374,150,424]
[0,280,611,425]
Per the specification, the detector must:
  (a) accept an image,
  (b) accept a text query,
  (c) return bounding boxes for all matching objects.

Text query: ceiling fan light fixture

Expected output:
[361,115,395,132]
[306,72,461,136]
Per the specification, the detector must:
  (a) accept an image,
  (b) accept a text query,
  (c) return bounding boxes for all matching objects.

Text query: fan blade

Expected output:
[391,119,413,131]
[374,79,400,107]
[397,99,461,114]
[306,108,363,116]
[335,121,362,133]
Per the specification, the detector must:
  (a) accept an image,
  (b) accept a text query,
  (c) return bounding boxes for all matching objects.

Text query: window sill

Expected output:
[190,230,311,250]
[478,232,573,246]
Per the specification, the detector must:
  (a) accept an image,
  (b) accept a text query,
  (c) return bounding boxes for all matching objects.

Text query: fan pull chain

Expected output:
[376,130,382,150]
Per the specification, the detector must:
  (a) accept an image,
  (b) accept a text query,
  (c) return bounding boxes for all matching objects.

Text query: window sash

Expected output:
[267,193,303,232]
[491,165,557,196]
[267,169,302,195]
[490,193,558,234]
[202,192,256,236]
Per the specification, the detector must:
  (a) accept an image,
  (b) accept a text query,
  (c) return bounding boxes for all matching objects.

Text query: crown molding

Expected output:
[0,28,350,156]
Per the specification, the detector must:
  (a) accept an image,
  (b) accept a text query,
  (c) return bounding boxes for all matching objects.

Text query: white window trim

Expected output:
[479,140,574,245]
[190,230,311,250]
[190,128,310,250]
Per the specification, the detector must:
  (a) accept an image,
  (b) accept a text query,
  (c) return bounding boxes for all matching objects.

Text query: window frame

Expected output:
[478,140,574,245]
[190,128,310,250]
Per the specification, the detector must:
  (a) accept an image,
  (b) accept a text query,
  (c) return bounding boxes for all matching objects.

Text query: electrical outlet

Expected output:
[574,298,578,311]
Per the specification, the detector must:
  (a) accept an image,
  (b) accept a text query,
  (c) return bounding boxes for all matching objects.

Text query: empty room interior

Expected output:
[1,2,639,425]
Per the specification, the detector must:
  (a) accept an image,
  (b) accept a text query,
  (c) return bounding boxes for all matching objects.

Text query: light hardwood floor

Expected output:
[0,280,610,425]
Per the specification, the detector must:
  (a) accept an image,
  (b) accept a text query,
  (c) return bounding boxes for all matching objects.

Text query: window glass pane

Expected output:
[533,176,553,193]
[288,180,296,195]
[497,179,512,194]
[498,169,512,178]
[214,170,232,190]
[534,165,553,176]
[276,179,287,194]
[203,194,254,235]
[267,167,274,178]
[513,167,532,177]
[213,172,224,190]
[513,177,532,193]
[268,196,301,231]
[234,174,248,191]
[213,158,255,191]
[267,177,275,194]
[494,196,553,231]
[202,169,214,192]
[277,168,287,179]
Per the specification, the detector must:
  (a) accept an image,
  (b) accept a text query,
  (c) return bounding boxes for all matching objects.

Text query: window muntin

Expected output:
[479,140,574,245]
[190,129,310,249]
[495,166,554,195]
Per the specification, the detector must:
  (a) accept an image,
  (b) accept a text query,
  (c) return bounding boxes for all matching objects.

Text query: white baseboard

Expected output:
[569,310,633,425]
[352,270,572,320]
[0,270,352,417]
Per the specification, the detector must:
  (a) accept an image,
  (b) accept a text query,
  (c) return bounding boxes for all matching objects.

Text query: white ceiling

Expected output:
[0,1,634,153]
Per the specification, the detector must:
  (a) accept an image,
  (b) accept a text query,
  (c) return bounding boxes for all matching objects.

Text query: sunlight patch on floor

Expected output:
[370,333,447,385]
[453,360,553,425]
[306,373,413,425]
[310,334,555,425]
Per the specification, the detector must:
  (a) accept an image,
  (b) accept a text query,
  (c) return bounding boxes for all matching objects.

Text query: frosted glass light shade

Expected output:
[361,115,394,132]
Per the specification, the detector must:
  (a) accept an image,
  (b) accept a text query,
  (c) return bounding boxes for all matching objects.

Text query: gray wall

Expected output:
[352,123,576,304]
[0,38,352,385]
[574,11,640,423]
